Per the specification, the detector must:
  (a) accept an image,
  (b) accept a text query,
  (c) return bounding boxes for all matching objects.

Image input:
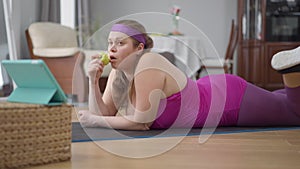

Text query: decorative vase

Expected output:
[170,5,182,35]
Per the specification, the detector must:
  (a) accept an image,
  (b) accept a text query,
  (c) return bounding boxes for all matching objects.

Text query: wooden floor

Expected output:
[2,92,300,168]
[23,111,300,169]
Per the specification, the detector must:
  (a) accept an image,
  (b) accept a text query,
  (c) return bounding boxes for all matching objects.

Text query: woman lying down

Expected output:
[78,20,300,130]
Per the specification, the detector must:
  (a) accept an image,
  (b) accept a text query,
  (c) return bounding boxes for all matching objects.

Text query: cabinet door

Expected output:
[237,0,265,88]
[240,0,263,41]
[238,41,264,87]
[265,43,300,90]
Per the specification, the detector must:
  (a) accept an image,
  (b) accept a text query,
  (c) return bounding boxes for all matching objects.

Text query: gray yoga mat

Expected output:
[72,122,300,142]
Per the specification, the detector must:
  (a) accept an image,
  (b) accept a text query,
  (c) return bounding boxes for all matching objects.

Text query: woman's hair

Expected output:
[111,20,154,110]
[115,20,153,49]
[112,70,129,110]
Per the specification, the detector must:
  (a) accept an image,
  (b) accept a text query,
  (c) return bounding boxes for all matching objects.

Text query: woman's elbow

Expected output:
[130,122,150,131]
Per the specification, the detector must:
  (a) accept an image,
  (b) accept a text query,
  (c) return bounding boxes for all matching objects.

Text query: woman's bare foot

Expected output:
[283,72,300,88]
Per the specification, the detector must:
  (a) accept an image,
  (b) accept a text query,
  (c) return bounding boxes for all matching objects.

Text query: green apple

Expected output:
[99,52,110,65]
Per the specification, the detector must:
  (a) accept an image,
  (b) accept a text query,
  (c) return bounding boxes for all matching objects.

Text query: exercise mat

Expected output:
[72,122,300,142]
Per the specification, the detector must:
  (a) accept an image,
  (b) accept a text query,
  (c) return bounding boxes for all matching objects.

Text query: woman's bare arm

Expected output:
[87,57,117,116]
[79,68,165,130]
[78,111,149,130]
[80,53,184,130]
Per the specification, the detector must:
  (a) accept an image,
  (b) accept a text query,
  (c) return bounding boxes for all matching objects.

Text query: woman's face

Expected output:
[107,31,140,70]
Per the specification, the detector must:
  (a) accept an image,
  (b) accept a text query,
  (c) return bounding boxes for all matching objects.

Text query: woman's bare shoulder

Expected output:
[139,52,165,62]
[137,52,174,72]
[136,52,187,92]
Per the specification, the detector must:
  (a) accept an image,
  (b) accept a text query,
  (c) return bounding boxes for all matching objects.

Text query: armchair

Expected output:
[25,22,87,103]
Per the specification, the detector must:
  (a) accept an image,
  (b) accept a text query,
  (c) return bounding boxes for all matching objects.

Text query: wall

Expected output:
[89,0,237,58]
[2,0,237,60]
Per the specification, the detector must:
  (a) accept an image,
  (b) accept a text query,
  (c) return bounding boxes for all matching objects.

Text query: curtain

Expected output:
[1,0,13,96]
[76,0,90,47]
[40,0,60,23]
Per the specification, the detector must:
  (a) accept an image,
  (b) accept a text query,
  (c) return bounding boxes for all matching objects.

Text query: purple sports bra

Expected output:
[150,74,247,129]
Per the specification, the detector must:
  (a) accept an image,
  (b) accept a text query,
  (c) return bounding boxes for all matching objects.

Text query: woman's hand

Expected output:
[87,55,104,84]
[78,110,100,127]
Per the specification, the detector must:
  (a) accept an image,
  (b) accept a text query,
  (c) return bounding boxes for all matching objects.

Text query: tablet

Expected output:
[1,59,67,105]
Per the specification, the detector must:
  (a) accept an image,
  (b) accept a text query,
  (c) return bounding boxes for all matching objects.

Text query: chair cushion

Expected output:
[201,58,233,70]
[33,47,79,57]
[28,22,78,49]
[201,58,225,67]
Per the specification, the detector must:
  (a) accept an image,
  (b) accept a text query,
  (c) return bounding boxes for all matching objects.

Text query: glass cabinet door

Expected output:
[242,0,263,40]
[265,0,300,42]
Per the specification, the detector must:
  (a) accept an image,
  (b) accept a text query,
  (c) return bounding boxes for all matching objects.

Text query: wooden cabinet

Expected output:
[237,0,300,91]
[264,42,300,90]
[238,40,264,87]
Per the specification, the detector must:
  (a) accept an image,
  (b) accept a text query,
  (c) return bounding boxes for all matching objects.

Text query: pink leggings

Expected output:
[237,83,300,126]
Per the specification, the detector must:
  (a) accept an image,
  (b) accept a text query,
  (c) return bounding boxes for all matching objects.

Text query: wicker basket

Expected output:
[0,102,72,169]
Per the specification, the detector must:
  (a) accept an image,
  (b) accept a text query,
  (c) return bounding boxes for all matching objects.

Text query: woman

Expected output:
[78,20,300,130]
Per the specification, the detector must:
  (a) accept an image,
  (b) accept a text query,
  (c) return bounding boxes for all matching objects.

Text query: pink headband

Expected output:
[111,24,146,45]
